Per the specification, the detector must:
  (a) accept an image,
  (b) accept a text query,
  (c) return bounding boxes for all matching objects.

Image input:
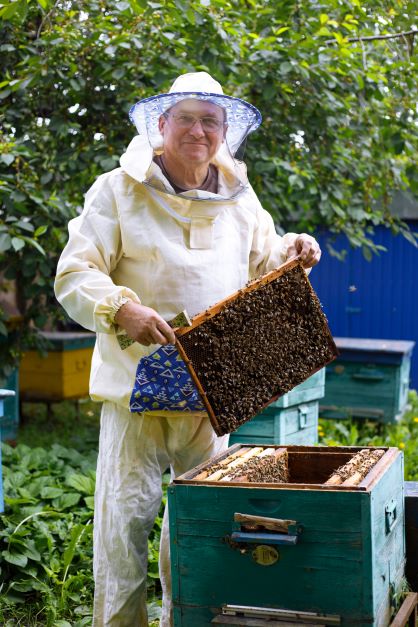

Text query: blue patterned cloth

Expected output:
[130,345,205,413]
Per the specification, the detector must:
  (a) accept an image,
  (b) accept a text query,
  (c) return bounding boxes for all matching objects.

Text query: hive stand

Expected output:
[320,339,415,423]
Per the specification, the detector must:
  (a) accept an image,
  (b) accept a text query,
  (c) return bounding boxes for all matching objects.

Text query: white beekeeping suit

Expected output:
[55,72,301,627]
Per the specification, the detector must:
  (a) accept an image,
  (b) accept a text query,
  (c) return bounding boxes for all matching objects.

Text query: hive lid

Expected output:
[175,259,338,436]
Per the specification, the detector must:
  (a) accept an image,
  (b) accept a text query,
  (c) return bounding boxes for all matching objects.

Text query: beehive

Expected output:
[175,259,337,436]
[320,338,415,423]
[168,444,405,627]
[19,331,95,401]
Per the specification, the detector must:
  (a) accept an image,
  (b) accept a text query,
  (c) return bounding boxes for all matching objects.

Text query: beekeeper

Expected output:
[55,72,321,627]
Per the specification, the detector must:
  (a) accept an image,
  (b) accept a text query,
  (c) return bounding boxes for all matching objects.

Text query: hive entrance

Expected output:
[176,260,338,435]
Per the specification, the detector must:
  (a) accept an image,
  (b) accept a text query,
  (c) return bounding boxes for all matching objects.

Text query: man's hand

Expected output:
[114,301,176,347]
[287,233,321,268]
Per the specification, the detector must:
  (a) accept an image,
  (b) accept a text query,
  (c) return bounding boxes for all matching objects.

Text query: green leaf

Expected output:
[66,473,95,495]
[63,522,91,580]
[52,492,81,510]
[11,237,25,252]
[21,236,46,255]
[84,496,95,509]
[16,220,35,232]
[34,224,48,237]
[1,153,14,165]
[0,2,22,20]
[316,26,332,36]
[40,486,65,499]
[0,233,12,253]
[2,551,28,568]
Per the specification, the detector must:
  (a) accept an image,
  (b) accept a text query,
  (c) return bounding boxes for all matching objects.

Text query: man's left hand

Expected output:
[287,234,321,268]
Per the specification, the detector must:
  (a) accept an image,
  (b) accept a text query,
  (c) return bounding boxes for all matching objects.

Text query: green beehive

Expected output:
[229,369,325,446]
[320,338,414,423]
[168,444,405,627]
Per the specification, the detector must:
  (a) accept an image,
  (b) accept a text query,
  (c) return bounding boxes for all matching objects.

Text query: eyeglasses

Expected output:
[164,112,225,133]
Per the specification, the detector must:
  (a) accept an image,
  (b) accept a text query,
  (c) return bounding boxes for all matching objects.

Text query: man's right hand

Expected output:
[114,301,176,347]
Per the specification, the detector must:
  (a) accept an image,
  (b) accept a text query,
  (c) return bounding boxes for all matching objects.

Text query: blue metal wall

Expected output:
[309,221,418,390]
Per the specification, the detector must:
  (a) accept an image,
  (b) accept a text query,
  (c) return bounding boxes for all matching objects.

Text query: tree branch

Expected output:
[325,29,416,45]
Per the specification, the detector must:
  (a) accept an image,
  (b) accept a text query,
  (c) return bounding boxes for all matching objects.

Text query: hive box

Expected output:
[0,389,15,511]
[0,368,19,440]
[229,369,325,446]
[168,445,405,627]
[19,331,95,401]
[320,338,414,423]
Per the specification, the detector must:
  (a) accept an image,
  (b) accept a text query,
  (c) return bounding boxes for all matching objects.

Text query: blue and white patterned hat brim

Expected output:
[129,91,262,156]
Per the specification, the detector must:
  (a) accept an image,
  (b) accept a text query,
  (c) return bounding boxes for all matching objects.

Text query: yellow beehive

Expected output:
[19,331,95,400]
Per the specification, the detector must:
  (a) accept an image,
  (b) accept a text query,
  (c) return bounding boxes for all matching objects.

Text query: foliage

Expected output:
[0,0,417,360]
[319,390,418,480]
[1,391,418,623]
[0,426,165,625]
[0,442,96,625]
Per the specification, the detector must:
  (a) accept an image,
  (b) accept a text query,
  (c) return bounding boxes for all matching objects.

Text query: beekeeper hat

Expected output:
[129,72,262,155]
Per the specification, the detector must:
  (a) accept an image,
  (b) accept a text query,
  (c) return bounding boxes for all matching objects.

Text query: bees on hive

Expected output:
[178,264,336,435]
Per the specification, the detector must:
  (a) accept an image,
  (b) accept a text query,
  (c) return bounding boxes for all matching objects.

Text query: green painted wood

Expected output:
[169,449,405,627]
[39,331,96,351]
[229,402,318,446]
[320,344,413,423]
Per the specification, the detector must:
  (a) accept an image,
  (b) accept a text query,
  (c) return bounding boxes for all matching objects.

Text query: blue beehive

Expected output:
[229,369,325,446]
[320,338,415,423]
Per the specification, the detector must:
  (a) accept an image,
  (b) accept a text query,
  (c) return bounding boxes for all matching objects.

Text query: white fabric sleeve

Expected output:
[54,175,141,334]
[248,190,299,279]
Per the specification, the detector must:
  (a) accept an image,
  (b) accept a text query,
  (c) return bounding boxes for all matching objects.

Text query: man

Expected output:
[55,72,321,627]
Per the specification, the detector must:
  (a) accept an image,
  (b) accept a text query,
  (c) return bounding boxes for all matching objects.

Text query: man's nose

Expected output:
[188,119,205,137]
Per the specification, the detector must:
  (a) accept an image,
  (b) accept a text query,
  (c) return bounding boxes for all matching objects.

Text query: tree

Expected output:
[0,0,417,371]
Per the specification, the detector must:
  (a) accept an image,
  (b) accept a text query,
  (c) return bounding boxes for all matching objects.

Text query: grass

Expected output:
[1,390,417,625]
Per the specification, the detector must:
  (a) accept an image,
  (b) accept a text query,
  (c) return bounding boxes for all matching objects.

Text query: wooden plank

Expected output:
[212,617,327,626]
[234,513,297,533]
[359,447,401,490]
[389,592,418,627]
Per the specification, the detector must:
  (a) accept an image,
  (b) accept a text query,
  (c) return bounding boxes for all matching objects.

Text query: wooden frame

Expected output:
[173,444,401,492]
[174,259,338,436]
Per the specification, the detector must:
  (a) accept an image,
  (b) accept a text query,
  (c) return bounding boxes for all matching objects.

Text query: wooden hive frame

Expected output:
[174,258,338,436]
[173,444,400,492]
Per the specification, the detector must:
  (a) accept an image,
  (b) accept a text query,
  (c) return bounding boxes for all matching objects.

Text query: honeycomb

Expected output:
[177,261,338,436]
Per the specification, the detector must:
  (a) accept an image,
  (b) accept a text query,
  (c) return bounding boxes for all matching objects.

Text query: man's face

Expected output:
[158,99,226,166]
